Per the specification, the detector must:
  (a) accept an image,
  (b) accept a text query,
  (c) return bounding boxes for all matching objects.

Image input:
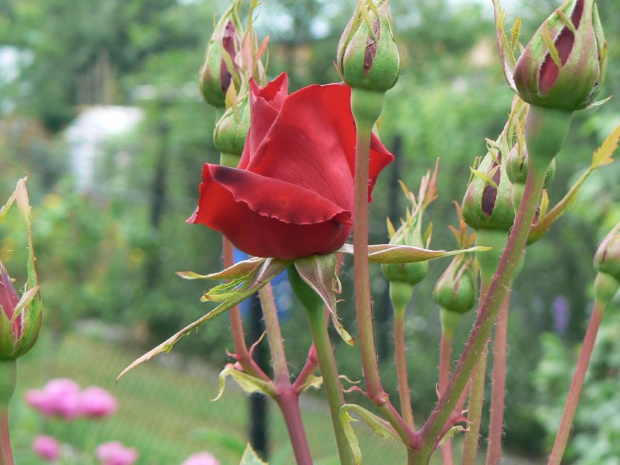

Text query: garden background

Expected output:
[1,0,620,463]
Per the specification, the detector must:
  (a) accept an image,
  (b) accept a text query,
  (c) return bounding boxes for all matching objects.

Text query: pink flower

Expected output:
[182,452,220,465]
[25,378,82,420]
[95,441,138,465]
[80,386,118,418]
[32,435,60,461]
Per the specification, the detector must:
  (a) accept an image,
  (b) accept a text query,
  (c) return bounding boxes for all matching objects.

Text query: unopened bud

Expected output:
[337,0,399,92]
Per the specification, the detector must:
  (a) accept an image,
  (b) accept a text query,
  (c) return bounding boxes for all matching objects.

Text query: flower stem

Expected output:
[350,88,385,400]
[394,304,415,429]
[438,312,457,465]
[411,165,548,463]
[547,273,619,465]
[222,237,270,382]
[486,296,510,465]
[462,231,506,465]
[351,89,416,448]
[0,360,16,465]
[258,284,313,465]
[305,303,354,465]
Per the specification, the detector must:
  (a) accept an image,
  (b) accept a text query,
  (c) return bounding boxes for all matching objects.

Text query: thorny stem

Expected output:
[410,165,548,463]
[438,317,456,465]
[351,89,384,400]
[0,360,16,465]
[292,345,319,394]
[395,307,415,429]
[259,285,313,465]
[222,237,270,382]
[462,345,488,465]
[462,231,506,465]
[305,302,354,465]
[547,293,610,464]
[351,89,416,449]
[486,296,510,465]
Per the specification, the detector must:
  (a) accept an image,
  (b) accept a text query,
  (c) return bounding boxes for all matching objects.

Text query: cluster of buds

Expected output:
[200,0,269,162]
[337,0,400,92]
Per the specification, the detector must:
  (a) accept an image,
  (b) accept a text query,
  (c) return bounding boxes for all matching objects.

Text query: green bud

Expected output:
[513,0,607,111]
[462,151,514,232]
[213,89,250,158]
[506,145,556,187]
[199,1,243,108]
[594,222,620,282]
[337,0,400,92]
[433,256,477,316]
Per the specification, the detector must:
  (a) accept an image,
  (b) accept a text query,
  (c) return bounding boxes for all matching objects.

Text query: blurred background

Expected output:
[1,0,620,463]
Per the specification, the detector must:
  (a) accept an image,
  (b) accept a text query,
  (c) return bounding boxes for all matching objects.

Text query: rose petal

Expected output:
[239,73,289,169]
[190,165,352,260]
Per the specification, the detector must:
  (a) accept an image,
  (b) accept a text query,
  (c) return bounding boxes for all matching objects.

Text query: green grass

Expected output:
[11,332,410,464]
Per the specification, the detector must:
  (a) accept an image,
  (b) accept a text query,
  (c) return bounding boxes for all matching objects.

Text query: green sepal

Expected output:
[339,403,402,465]
[289,255,354,346]
[118,258,287,381]
[594,222,620,282]
[177,257,266,281]
[240,444,268,465]
[213,364,277,402]
[338,243,489,264]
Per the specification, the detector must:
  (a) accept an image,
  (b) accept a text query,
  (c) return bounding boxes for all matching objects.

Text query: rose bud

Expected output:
[0,260,41,360]
[199,0,243,108]
[462,151,514,233]
[506,145,556,187]
[594,222,620,282]
[337,0,400,92]
[433,256,477,317]
[593,222,620,303]
[512,0,607,111]
[213,87,250,161]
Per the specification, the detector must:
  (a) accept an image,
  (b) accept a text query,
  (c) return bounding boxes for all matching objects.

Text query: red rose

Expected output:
[189,73,393,260]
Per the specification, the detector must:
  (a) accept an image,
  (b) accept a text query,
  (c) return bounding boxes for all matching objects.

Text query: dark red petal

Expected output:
[245,82,393,207]
[368,132,394,202]
[239,73,289,169]
[189,164,352,260]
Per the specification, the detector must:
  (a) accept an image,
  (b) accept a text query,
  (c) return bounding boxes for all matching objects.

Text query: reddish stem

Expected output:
[462,343,488,465]
[486,296,510,465]
[293,345,319,394]
[222,237,270,382]
[547,298,606,465]
[0,408,13,465]
[439,328,454,465]
[395,309,415,429]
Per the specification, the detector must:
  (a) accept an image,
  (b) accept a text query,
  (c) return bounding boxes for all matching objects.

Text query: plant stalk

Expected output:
[0,360,16,465]
[438,317,456,465]
[222,237,270,382]
[306,304,354,465]
[258,284,313,465]
[395,306,415,429]
[547,297,607,465]
[486,296,510,465]
[411,165,548,463]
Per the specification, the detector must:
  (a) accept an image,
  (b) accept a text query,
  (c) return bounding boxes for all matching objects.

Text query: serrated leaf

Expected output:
[240,444,268,465]
[510,16,521,52]
[177,257,265,280]
[294,255,354,345]
[213,364,277,401]
[339,411,363,465]
[591,124,620,169]
[542,23,562,69]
